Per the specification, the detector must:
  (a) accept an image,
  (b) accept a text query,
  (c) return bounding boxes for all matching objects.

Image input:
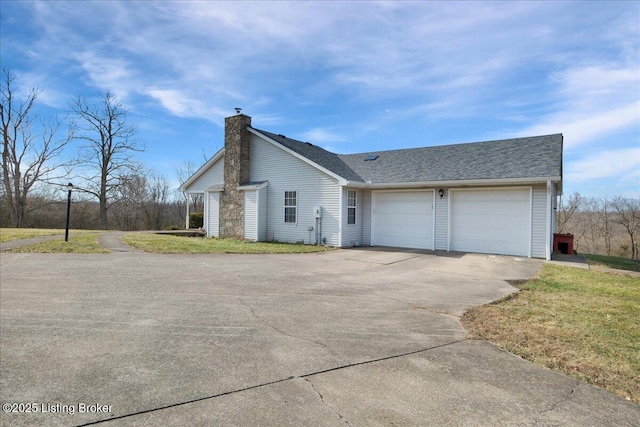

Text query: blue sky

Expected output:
[2,0,639,197]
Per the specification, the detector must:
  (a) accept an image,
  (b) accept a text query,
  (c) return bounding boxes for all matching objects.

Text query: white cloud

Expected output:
[565,148,640,182]
[516,102,640,149]
[74,51,135,100]
[146,88,229,122]
[300,128,346,143]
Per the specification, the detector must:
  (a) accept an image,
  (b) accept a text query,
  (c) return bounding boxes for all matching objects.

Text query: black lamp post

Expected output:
[65,183,73,242]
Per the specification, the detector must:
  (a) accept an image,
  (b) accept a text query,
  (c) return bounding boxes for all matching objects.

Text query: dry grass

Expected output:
[0,228,64,243]
[585,253,640,272]
[462,265,640,403]
[8,233,108,253]
[122,233,333,254]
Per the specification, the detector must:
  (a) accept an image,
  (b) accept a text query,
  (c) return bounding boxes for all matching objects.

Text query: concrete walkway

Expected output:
[97,231,144,253]
[0,234,64,251]
[1,232,144,254]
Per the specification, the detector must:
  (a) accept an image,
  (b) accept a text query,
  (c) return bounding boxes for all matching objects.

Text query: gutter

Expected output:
[344,176,562,189]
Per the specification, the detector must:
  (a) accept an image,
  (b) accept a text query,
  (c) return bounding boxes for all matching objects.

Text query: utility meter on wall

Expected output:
[313,206,322,218]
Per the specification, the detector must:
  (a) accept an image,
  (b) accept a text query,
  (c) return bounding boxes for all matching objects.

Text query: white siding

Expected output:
[184,158,224,192]
[531,185,547,259]
[208,192,220,237]
[361,190,372,246]
[257,186,268,241]
[249,135,341,246]
[244,191,257,241]
[341,188,363,247]
[434,188,449,250]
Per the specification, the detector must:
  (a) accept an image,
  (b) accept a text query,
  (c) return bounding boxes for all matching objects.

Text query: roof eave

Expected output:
[345,176,562,189]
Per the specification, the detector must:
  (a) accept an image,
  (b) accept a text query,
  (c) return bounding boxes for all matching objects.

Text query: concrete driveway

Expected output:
[0,249,637,426]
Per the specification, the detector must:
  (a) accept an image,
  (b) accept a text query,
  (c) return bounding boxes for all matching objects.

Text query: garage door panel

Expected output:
[373,191,434,250]
[451,189,530,256]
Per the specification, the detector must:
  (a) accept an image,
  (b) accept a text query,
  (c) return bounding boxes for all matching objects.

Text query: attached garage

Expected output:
[449,188,531,256]
[372,190,434,249]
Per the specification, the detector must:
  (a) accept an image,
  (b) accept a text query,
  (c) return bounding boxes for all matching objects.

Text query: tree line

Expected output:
[2,68,639,260]
[1,67,202,230]
[558,193,640,260]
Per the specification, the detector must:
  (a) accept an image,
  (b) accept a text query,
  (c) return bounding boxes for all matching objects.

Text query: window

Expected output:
[347,189,356,225]
[284,191,297,223]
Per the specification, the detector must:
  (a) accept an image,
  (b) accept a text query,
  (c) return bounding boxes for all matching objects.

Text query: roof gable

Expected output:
[249,128,362,183]
[179,149,224,191]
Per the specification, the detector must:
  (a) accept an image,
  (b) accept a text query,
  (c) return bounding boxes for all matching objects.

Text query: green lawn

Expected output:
[585,253,640,272]
[0,228,64,243]
[462,264,640,403]
[7,232,108,253]
[122,233,333,254]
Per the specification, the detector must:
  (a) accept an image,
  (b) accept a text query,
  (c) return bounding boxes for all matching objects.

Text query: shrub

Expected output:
[189,212,204,229]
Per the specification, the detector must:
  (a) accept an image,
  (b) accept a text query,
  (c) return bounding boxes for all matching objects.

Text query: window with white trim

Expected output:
[347,189,356,225]
[284,191,297,223]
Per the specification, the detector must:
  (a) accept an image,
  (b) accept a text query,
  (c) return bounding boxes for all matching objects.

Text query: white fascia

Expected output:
[345,176,561,189]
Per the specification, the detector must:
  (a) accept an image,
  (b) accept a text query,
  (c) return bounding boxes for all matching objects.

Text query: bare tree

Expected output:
[70,90,144,229]
[597,196,614,256]
[1,68,72,227]
[175,159,203,208]
[175,159,203,227]
[557,192,582,234]
[142,172,171,230]
[581,197,604,254]
[611,197,640,260]
[110,174,146,231]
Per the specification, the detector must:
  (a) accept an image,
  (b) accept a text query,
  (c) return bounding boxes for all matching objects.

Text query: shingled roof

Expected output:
[254,129,562,184]
[339,134,563,183]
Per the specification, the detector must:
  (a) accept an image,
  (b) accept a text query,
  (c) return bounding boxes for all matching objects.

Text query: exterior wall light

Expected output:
[438,189,444,199]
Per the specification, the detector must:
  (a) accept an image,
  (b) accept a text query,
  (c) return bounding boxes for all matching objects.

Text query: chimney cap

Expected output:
[234,107,242,114]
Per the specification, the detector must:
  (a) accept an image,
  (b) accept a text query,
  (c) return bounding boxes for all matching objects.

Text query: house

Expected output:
[180,113,563,260]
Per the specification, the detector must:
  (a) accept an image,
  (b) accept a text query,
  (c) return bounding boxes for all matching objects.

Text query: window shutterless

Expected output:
[284,191,297,223]
[347,189,356,225]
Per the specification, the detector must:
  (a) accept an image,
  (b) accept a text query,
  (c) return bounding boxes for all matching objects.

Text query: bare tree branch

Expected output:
[1,67,72,227]
[70,90,145,229]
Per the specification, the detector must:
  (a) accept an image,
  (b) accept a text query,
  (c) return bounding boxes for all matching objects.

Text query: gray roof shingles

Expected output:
[253,128,562,184]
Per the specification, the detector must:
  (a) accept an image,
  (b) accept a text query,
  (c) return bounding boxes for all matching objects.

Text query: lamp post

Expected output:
[65,183,73,242]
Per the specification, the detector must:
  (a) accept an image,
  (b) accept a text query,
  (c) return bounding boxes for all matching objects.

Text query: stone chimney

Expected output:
[219,113,251,239]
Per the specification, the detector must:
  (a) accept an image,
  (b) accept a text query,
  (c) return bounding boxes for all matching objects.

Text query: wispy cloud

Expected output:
[516,101,639,149]
[565,148,640,181]
[300,128,346,143]
[3,0,638,196]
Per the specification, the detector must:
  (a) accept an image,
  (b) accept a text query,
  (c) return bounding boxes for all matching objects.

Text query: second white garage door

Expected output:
[450,188,530,256]
[372,191,434,249]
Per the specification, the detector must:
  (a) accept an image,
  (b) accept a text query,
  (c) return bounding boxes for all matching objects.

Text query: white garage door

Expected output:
[450,188,530,256]
[373,191,434,249]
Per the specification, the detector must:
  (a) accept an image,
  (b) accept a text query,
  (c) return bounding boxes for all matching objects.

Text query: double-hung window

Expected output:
[284,191,297,223]
[347,190,356,225]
